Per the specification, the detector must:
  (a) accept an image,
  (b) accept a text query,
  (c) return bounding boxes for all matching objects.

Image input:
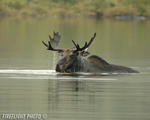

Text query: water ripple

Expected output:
[0,69,117,80]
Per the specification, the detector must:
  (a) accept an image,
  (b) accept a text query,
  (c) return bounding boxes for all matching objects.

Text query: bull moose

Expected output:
[42,32,139,74]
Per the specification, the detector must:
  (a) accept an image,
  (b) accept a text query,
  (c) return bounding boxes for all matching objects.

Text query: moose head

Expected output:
[42,32,96,73]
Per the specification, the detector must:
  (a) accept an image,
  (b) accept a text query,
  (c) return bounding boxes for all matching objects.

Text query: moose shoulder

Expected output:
[42,32,139,74]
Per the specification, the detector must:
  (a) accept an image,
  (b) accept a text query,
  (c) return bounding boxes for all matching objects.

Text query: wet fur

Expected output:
[65,55,139,73]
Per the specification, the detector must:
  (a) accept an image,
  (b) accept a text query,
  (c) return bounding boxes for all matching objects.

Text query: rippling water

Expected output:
[0,18,150,120]
[0,69,150,120]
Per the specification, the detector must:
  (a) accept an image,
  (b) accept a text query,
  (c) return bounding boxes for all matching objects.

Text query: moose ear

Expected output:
[80,51,90,57]
[58,51,63,56]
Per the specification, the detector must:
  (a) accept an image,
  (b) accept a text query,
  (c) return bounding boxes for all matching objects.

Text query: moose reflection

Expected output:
[42,32,139,73]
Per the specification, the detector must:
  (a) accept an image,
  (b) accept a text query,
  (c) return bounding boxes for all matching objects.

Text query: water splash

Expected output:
[47,52,51,69]
[53,51,57,70]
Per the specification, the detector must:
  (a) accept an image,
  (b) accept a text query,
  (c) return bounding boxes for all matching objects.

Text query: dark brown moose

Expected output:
[42,32,139,73]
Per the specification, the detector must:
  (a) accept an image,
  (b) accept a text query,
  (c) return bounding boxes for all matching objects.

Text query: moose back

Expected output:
[42,32,139,74]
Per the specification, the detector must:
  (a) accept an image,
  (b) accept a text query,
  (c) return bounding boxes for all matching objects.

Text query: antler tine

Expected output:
[48,41,63,51]
[72,40,78,48]
[42,41,63,52]
[87,32,96,47]
[73,41,88,52]
[42,41,54,50]
[72,40,85,51]
[49,35,52,40]
[48,41,54,50]
[73,32,96,52]
[79,42,88,51]
[42,31,63,52]
[42,41,49,47]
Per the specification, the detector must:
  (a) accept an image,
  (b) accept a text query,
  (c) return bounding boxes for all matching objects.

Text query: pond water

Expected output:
[0,18,150,120]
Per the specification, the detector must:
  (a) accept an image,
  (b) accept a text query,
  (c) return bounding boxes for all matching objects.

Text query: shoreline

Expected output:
[0,14,148,21]
[1,1,150,20]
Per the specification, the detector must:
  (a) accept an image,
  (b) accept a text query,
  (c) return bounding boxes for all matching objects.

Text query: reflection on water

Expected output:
[0,70,150,120]
[0,18,150,120]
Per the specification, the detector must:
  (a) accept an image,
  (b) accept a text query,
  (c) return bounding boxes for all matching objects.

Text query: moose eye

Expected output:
[70,55,75,59]
[58,52,63,56]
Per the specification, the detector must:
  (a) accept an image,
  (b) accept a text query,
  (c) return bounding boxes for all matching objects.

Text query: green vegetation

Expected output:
[1,0,150,18]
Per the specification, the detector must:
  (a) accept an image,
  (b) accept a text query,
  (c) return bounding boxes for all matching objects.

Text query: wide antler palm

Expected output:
[42,31,63,52]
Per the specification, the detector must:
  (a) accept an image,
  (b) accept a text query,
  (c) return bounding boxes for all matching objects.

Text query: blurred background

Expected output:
[0,0,150,19]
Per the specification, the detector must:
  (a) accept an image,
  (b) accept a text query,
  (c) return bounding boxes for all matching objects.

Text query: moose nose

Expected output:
[55,64,62,72]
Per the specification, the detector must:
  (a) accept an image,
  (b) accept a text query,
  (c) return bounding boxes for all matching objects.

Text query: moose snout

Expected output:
[55,57,67,72]
[56,64,65,72]
[56,64,61,72]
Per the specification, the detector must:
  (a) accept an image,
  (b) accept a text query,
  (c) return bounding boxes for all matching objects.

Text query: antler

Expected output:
[42,41,63,51]
[49,31,61,48]
[42,31,63,52]
[72,32,96,53]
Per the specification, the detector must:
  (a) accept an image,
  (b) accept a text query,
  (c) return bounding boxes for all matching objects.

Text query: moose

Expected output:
[42,32,139,74]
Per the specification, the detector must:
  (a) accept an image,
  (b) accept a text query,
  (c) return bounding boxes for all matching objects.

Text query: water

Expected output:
[0,18,150,120]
